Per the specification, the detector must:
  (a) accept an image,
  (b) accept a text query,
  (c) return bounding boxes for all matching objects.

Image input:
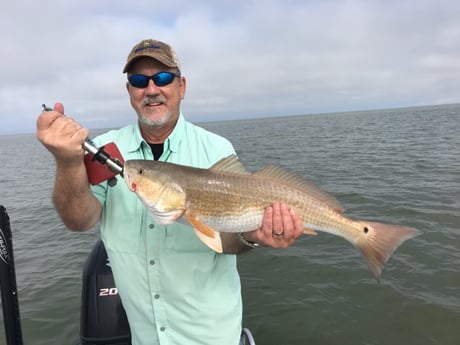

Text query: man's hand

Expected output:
[243,203,304,248]
[36,102,89,164]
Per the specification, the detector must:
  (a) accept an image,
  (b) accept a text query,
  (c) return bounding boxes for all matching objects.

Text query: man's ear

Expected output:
[180,76,186,99]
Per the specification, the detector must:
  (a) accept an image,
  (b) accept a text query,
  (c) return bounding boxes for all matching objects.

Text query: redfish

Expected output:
[124,155,420,280]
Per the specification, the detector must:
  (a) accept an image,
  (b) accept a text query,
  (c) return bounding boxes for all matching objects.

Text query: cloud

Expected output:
[1,0,459,134]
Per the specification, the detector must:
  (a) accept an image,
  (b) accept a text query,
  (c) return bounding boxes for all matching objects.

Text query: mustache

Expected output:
[143,96,167,106]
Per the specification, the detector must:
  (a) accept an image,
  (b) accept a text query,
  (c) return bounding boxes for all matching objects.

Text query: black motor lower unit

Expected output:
[80,240,131,345]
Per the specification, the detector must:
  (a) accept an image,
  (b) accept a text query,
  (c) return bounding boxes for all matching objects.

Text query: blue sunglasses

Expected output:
[128,72,180,88]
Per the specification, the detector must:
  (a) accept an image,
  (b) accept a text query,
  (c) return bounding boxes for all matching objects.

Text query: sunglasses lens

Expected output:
[153,72,175,86]
[128,72,177,88]
[128,75,149,88]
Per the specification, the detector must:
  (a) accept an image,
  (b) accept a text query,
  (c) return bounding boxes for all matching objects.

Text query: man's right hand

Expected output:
[36,102,89,165]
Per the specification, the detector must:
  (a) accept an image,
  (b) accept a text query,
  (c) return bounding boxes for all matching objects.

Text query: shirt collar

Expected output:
[164,112,185,154]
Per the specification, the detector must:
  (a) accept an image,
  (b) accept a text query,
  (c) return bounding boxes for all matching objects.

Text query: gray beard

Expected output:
[138,110,171,128]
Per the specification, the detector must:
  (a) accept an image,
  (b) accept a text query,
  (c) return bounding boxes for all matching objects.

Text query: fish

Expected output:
[123,155,421,280]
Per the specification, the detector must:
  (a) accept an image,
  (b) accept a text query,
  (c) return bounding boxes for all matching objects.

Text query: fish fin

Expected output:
[193,228,223,253]
[254,166,345,213]
[303,229,318,235]
[353,221,422,281]
[210,155,250,174]
[186,214,215,238]
[186,214,223,252]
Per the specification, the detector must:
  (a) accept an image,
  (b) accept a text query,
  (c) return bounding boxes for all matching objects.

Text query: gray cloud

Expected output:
[1,0,459,134]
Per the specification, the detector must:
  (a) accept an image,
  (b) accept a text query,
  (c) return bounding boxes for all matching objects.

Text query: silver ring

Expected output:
[273,231,284,237]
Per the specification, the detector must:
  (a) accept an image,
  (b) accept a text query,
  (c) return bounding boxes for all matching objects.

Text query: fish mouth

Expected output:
[123,172,136,192]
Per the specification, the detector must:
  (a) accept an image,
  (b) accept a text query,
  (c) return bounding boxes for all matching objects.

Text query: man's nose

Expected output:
[145,79,160,94]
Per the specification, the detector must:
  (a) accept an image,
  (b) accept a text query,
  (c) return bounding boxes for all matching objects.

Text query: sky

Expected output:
[1,0,459,134]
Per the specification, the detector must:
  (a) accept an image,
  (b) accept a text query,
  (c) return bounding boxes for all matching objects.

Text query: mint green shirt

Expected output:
[91,113,241,345]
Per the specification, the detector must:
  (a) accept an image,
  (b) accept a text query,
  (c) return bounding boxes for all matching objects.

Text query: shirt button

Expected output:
[160,327,166,332]
[154,294,160,299]
[149,260,155,265]
[149,224,155,229]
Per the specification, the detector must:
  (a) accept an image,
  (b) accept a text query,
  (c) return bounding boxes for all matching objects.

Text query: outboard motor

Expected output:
[80,240,131,345]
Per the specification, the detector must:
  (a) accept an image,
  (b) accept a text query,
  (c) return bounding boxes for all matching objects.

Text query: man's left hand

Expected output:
[243,202,304,248]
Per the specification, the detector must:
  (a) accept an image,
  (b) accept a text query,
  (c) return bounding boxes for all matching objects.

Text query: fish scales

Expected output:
[185,171,344,234]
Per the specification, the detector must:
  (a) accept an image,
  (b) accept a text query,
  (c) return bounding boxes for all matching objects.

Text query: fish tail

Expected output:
[353,221,421,281]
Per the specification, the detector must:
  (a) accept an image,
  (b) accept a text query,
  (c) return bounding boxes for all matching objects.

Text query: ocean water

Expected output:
[0,104,459,345]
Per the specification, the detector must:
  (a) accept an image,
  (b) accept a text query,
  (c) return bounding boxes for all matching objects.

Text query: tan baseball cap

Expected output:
[122,39,181,73]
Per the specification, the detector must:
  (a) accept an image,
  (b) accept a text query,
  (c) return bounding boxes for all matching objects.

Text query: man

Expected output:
[36,39,304,345]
